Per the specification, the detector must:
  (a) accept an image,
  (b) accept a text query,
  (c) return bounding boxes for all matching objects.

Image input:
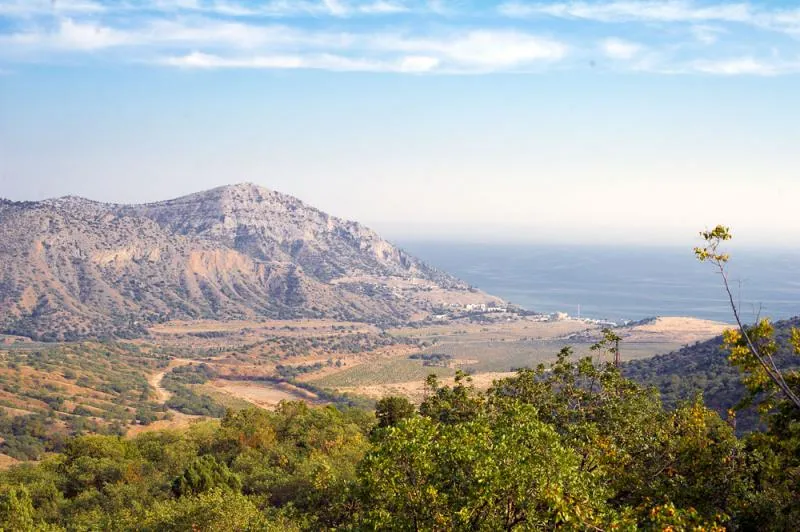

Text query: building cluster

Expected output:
[464,303,507,313]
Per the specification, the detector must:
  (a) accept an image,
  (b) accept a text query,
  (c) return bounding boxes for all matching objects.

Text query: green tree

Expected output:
[0,485,36,532]
[418,371,483,424]
[375,396,415,428]
[359,406,611,530]
[134,489,292,531]
[488,348,746,525]
[172,455,241,497]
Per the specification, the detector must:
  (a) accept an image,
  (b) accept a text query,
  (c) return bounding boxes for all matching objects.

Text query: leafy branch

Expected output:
[694,225,800,411]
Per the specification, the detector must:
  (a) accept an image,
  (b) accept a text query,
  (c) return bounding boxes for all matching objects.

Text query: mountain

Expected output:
[623,317,800,433]
[0,184,493,340]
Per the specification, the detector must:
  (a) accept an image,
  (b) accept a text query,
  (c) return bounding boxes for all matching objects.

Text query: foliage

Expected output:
[360,405,611,530]
[0,342,167,459]
[161,364,227,417]
[695,225,800,411]
[0,348,797,529]
[172,455,241,497]
[374,396,415,428]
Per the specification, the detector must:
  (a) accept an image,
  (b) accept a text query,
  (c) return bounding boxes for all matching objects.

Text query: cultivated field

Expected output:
[309,316,728,398]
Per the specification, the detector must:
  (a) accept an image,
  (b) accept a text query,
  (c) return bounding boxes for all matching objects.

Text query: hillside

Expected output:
[623,316,800,432]
[0,184,493,340]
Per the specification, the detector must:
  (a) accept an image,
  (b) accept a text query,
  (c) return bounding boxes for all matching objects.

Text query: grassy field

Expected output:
[192,384,255,411]
[314,339,683,390]
[312,357,455,388]
[420,339,684,373]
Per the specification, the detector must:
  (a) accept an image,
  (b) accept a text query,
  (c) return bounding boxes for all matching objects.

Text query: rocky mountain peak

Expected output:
[0,184,488,340]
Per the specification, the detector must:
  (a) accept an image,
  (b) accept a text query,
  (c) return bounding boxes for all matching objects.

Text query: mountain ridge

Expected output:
[0,184,496,341]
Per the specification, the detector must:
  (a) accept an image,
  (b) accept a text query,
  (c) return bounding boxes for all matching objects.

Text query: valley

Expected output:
[0,313,728,466]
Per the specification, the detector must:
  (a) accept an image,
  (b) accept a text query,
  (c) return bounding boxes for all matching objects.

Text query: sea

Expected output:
[399,242,800,325]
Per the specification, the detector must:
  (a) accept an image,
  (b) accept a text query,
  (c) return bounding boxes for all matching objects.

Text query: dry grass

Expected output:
[207,379,321,409]
[311,358,454,388]
[126,412,205,437]
[618,317,728,344]
[0,453,20,471]
[336,371,517,403]
[389,318,595,341]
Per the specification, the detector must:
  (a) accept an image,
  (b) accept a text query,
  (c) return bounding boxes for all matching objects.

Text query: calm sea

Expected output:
[399,242,800,324]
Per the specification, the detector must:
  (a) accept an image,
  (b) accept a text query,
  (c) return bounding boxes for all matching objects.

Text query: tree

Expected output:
[695,225,800,410]
[489,348,746,524]
[418,371,483,424]
[135,488,289,532]
[0,485,36,531]
[359,405,612,530]
[591,327,622,367]
[695,225,800,529]
[374,396,415,428]
[172,455,241,497]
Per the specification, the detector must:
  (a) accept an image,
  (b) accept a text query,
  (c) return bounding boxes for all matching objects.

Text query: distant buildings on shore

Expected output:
[433,302,625,328]
[464,303,507,313]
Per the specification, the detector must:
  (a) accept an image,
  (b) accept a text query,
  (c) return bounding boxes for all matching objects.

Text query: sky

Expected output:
[1,0,799,246]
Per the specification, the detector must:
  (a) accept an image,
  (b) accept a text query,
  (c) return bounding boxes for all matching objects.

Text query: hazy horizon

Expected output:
[0,182,791,249]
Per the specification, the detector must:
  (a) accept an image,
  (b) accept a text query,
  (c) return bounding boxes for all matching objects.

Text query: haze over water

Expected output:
[401,242,800,324]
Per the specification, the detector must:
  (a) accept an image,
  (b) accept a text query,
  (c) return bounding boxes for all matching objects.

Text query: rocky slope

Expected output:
[0,184,492,340]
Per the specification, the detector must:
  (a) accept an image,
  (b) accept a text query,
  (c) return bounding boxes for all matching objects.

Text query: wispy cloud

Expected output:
[157,29,566,73]
[125,0,417,17]
[600,37,640,60]
[160,50,438,72]
[691,57,799,76]
[499,1,800,35]
[1,0,799,74]
[373,30,566,69]
[0,0,106,16]
[690,25,725,45]
[500,1,753,23]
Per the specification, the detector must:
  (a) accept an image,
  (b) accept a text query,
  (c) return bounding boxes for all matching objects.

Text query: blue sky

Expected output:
[1,1,800,245]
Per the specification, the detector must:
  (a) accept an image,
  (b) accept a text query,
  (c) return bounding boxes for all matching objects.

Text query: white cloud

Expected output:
[500,1,752,23]
[57,18,131,49]
[399,54,439,71]
[4,18,131,50]
[128,0,413,17]
[600,37,640,59]
[377,30,567,70]
[691,25,725,44]
[160,50,439,72]
[439,30,566,67]
[2,17,356,52]
[153,29,565,73]
[321,0,347,16]
[161,51,304,68]
[691,57,788,76]
[0,0,106,16]
[1,0,798,76]
[359,1,409,14]
[499,1,800,35]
